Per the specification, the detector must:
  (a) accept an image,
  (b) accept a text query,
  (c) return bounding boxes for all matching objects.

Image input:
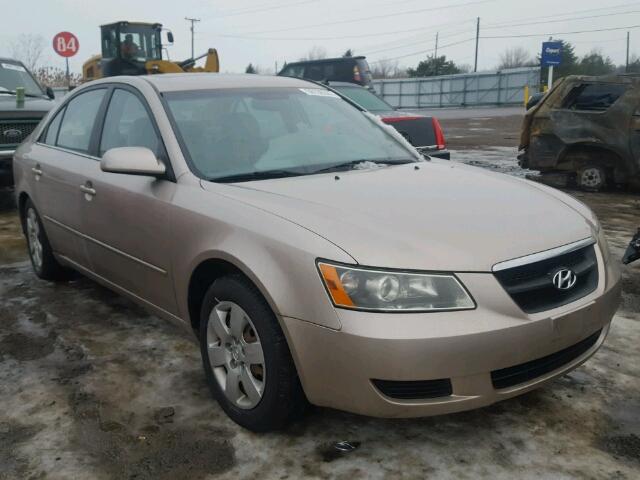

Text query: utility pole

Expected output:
[474,17,480,73]
[185,17,201,59]
[626,31,630,73]
[434,32,439,76]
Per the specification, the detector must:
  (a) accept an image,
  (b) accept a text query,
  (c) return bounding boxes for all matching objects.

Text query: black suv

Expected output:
[0,58,55,187]
[278,56,373,88]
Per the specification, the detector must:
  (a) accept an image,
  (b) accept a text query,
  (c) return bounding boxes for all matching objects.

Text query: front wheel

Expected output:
[199,274,307,432]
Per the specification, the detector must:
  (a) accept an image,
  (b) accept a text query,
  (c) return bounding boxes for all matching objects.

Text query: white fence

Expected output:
[372,67,541,109]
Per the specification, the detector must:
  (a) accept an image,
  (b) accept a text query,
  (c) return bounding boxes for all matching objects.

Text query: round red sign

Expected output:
[52,32,79,58]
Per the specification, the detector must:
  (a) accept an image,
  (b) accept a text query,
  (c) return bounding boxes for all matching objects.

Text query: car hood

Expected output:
[0,95,53,118]
[202,161,595,272]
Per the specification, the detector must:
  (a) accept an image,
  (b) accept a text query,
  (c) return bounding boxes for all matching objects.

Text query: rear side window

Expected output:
[562,83,626,111]
[99,89,160,156]
[57,89,106,153]
[43,108,65,145]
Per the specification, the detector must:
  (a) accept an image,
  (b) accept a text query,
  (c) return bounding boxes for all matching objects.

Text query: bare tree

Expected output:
[10,34,46,71]
[299,46,327,61]
[497,46,533,70]
[371,58,404,79]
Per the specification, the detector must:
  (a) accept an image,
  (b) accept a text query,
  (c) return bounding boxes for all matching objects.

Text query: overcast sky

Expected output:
[1,0,638,74]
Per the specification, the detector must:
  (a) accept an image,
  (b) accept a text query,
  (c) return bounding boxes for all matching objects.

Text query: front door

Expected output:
[81,87,178,315]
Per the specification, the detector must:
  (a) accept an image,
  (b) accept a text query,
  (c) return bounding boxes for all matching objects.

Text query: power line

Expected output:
[482,9,640,31]
[210,18,475,41]
[484,1,640,27]
[234,0,494,36]
[368,38,477,64]
[211,0,318,18]
[482,24,640,39]
[358,23,477,55]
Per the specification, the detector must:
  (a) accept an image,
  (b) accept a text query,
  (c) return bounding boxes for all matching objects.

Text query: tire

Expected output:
[199,274,307,432]
[22,199,68,281]
[576,165,607,191]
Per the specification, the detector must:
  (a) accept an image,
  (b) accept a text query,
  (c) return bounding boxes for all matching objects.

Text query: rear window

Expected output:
[333,86,391,112]
[561,83,626,112]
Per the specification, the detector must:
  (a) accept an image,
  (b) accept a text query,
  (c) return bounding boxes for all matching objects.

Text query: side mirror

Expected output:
[622,229,640,265]
[101,147,166,177]
[167,31,174,44]
[45,87,55,99]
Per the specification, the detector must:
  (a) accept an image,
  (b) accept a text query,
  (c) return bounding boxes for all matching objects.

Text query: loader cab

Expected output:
[100,21,164,77]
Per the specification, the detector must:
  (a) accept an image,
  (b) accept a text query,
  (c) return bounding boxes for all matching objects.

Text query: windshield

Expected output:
[333,86,393,112]
[164,87,416,181]
[102,24,162,62]
[0,61,44,96]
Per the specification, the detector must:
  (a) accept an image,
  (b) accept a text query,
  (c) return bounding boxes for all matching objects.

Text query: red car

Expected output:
[329,81,449,159]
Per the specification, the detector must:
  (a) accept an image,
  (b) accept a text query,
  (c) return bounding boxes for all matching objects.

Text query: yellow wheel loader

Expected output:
[82,21,219,81]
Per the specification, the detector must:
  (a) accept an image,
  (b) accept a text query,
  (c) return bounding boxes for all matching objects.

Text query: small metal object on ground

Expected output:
[333,441,359,452]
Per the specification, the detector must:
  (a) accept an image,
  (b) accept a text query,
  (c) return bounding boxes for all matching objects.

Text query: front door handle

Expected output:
[80,182,96,198]
[32,164,43,178]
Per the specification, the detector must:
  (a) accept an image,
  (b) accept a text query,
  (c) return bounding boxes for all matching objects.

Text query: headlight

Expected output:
[317,262,475,312]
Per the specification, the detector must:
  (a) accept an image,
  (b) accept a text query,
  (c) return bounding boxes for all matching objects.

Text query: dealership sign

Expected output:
[52,31,79,58]
[541,41,562,67]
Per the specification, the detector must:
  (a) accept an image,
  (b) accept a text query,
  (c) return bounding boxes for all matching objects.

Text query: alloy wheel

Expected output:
[206,301,266,409]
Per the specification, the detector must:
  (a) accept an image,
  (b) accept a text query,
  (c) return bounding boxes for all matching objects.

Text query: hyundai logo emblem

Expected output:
[2,128,21,139]
[552,268,577,290]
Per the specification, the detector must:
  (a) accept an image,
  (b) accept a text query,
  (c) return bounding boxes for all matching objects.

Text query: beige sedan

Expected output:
[13,74,621,432]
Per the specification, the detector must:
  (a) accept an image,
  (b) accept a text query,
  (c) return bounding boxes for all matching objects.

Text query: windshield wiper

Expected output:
[311,158,416,174]
[211,169,306,183]
[0,90,45,98]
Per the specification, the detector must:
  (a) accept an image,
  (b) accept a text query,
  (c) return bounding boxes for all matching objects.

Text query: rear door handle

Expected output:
[32,164,43,177]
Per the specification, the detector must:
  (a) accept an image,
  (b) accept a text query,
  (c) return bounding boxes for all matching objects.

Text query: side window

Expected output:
[99,89,160,156]
[561,84,627,112]
[43,107,65,145]
[57,89,106,153]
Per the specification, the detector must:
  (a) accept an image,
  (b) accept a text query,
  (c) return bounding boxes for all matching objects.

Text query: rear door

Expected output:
[32,87,108,268]
[80,86,178,315]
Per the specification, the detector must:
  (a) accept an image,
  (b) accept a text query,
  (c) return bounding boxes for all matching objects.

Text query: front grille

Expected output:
[0,120,39,147]
[491,329,601,389]
[372,378,452,399]
[494,244,598,314]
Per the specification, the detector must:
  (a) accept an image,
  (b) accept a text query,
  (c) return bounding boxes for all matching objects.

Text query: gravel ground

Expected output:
[0,111,639,479]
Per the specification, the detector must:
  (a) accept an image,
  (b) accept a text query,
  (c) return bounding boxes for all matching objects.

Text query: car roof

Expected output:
[139,73,318,92]
[0,57,24,65]
[284,57,366,66]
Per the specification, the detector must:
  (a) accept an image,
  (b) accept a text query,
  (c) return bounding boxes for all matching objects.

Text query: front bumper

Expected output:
[284,250,621,417]
[0,150,14,187]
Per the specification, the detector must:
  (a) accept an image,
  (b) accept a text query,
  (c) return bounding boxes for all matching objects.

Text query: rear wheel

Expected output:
[199,274,307,432]
[23,199,68,280]
[576,165,607,191]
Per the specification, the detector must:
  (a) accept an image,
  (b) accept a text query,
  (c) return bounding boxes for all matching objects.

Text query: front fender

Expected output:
[169,182,355,331]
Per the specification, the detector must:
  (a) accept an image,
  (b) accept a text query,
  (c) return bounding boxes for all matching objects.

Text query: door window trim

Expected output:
[95,83,176,181]
[35,82,176,182]
[55,86,109,155]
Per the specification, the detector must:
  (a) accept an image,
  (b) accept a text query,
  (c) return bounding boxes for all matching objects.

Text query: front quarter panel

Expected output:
[170,179,355,330]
